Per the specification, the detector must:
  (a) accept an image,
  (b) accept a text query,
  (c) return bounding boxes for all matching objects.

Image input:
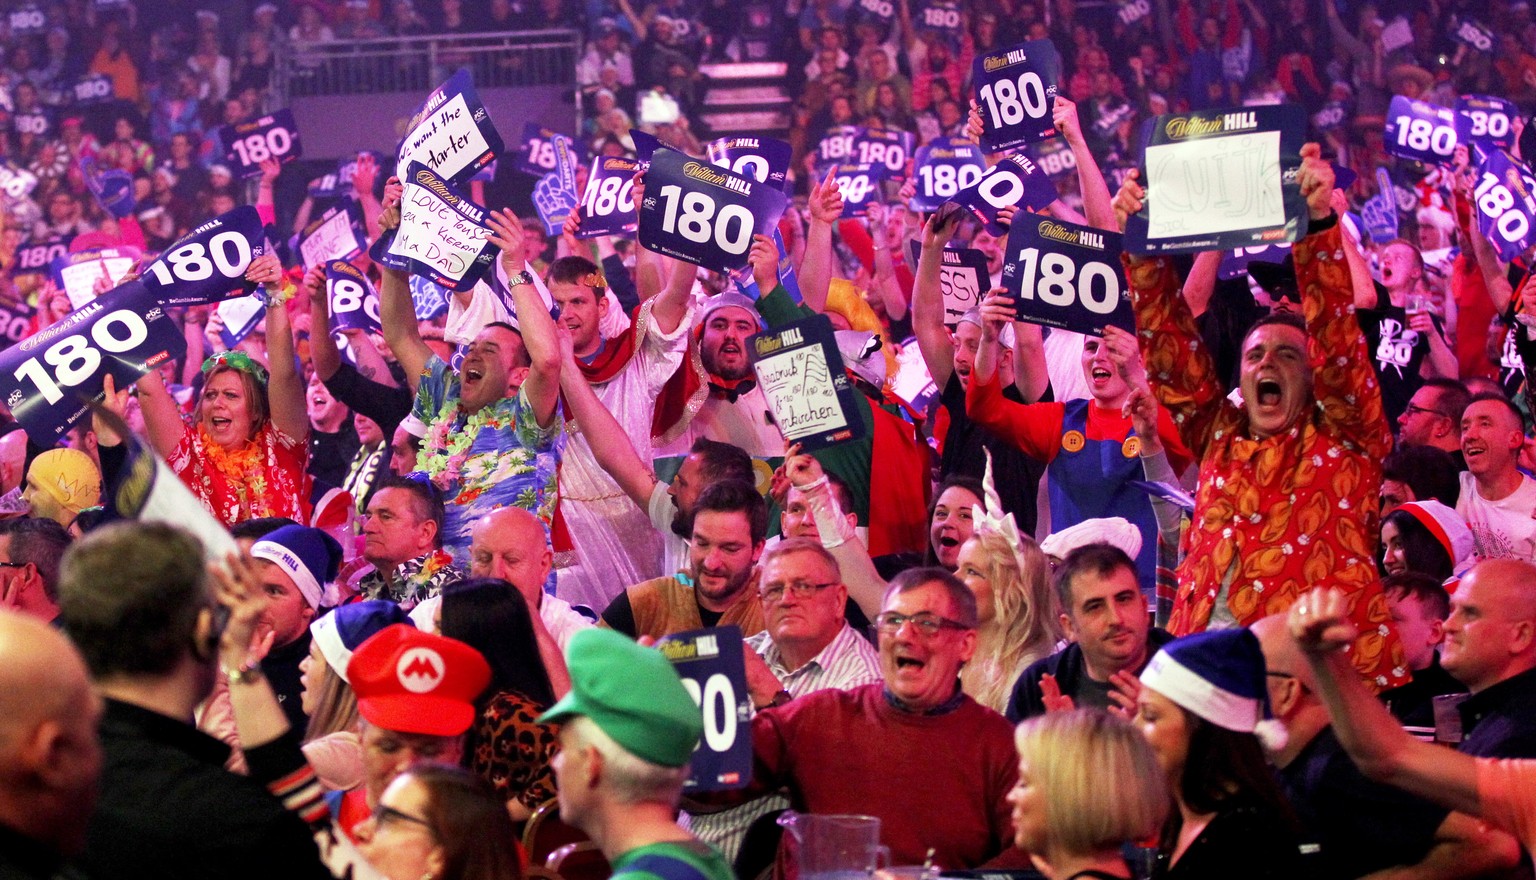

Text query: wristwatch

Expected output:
[767,689,793,708]
[507,269,536,288]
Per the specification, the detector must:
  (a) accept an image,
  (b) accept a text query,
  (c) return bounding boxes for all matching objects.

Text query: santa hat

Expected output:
[1141,628,1287,751]
[250,525,343,610]
[310,601,413,683]
[1395,500,1474,575]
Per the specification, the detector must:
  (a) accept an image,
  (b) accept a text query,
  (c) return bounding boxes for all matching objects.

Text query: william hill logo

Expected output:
[1164,111,1258,139]
[1038,221,1104,249]
[983,48,1028,71]
[603,157,634,171]
[414,170,459,206]
[683,161,750,195]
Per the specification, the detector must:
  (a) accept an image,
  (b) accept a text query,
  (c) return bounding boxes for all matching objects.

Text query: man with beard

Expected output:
[653,292,780,458]
[601,480,767,640]
[379,200,563,562]
[556,332,756,578]
[1115,144,1407,688]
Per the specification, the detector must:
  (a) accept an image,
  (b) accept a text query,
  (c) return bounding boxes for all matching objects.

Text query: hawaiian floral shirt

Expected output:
[357,549,463,612]
[171,421,311,526]
[412,356,562,564]
[1127,222,1407,689]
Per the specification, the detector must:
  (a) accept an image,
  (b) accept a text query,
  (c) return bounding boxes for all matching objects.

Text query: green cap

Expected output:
[537,629,703,767]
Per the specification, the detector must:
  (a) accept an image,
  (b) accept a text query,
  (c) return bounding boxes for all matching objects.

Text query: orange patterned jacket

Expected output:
[1126,222,1408,688]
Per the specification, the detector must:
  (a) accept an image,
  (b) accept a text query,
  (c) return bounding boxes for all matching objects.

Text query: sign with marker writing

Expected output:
[750,314,866,451]
[952,155,1057,236]
[326,260,381,333]
[909,240,990,328]
[389,162,498,292]
[397,68,503,187]
[852,128,913,182]
[219,108,302,178]
[140,206,265,307]
[971,39,1061,153]
[1455,95,1516,152]
[578,155,640,238]
[0,279,186,445]
[533,133,581,237]
[1473,149,1536,263]
[1384,96,1457,165]
[1003,215,1131,335]
[638,148,789,274]
[217,295,265,350]
[706,135,793,189]
[656,627,752,792]
[1126,104,1307,254]
[910,137,987,211]
[298,200,368,271]
[52,248,138,309]
[13,235,71,277]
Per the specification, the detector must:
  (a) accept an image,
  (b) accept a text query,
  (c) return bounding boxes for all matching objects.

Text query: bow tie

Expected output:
[709,379,757,403]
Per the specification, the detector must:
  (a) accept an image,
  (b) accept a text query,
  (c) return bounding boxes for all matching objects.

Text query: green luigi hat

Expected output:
[537,629,702,767]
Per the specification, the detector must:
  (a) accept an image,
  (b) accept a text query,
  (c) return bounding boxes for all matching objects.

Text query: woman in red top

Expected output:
[137,253,312,525]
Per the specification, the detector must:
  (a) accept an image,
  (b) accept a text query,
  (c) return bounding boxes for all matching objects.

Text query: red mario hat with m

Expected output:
[348,625,491,737]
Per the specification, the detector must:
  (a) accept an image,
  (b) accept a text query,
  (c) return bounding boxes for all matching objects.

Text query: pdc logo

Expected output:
[396,647,446,693]
[7,390,22,408]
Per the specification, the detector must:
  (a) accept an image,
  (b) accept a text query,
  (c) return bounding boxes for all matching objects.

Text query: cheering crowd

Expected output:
[7,1,1536,880]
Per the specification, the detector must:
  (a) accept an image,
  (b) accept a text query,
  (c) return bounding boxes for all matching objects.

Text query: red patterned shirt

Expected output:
[171,421,312,526]
[1127,222,1407,688]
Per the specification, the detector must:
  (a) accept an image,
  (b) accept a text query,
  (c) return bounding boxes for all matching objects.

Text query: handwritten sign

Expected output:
[909,240,990,328]
[140,206,265,307]
[578,155,640,239]
[1456,95,1516,152]
[706,135,794,189]
[52,248,138,309]
[397,68,503,187]
[388,162,498,292]
[1127,104,1307,254]
[1474,149,1536,263]
[298,200,368,271]
[971,39,1061,153]
[952,155,1058,236]
[910,137,987,211]
[326,260,381,333]
[532,133,580,237]
[217,295,265,350]
[750,314,866,451]
[13,235,71,276]
[0,280,186,445]
[656,627,752,792]
[639,148,789,274]
[1385,96,1457,165]
[219,109,302,178]
[852,128,913,182]
[1003,215,1132,335]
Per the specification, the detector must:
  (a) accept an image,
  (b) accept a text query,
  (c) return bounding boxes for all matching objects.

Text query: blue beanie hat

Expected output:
[250,524,344,610]
[310,600,414,683]
[1140,628,1287,750]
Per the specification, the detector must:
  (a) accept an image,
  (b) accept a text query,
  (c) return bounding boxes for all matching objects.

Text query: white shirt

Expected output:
[1457,471,1536,564]
[654,381,785,458]
[647,480,691,579]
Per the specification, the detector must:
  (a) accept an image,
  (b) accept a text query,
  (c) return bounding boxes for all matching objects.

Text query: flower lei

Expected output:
[421,401,503,492]
[197,426,273,517]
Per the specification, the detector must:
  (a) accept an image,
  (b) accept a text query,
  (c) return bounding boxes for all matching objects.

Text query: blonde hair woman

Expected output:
[957,452,1062,713]
[1011,709,1169,879]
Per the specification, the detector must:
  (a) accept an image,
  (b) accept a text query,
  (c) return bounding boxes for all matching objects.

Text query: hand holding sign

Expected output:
[388,163,498,292]
[1003,213,1133,335]
[638,148,788,274]
[326,261,381,333]
[1473,149,1536,262]
[656,627,752,791]
[750,315,866,451]
[971,39,1062,153]
[141,206,266,306]
[397,69,504,186]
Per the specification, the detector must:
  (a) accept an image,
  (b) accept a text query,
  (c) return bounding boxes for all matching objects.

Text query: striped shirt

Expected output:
[684,624,881,862]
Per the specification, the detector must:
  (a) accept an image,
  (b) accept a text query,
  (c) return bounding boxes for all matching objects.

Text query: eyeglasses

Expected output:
[373,804,434,834]
[760,580,839,603]
[0,561,25,570]
[874,611,973,636]
[1402,403,1447,420]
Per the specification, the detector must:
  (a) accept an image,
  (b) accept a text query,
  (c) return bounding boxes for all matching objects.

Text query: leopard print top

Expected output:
[469,689,559,810]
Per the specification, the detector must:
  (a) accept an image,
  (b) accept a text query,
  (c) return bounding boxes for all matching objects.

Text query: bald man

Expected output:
[0,609,104,874]
[412,507,594,647]
[1437,559,1536,758]
[0,429,27,495]
[1252,615,1519,879]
